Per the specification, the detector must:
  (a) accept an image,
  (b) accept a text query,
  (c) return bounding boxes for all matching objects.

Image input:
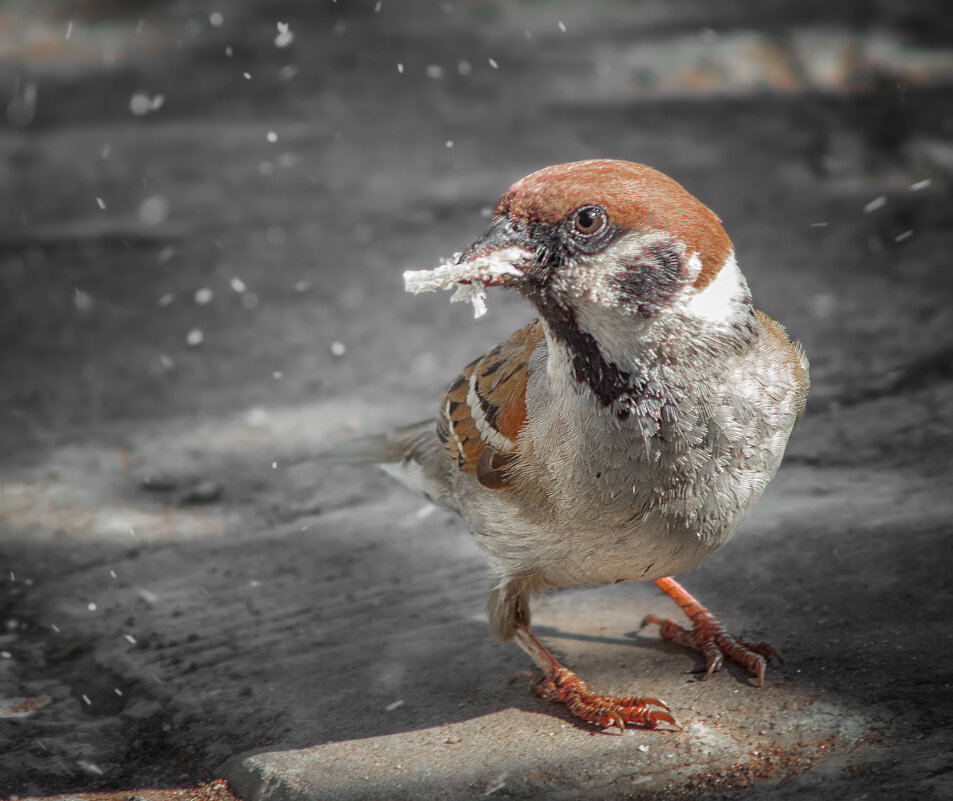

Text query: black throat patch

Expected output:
[535,292,643,412]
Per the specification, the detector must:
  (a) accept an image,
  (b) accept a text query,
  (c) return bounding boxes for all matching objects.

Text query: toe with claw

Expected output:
[528,668,678,732]
[643,611,781,684]
[647,577,781,685]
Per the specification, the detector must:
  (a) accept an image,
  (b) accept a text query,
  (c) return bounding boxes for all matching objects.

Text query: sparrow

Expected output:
[349,159,809,731]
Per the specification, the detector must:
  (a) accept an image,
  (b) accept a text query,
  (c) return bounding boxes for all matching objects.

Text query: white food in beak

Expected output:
[403,246,530,318]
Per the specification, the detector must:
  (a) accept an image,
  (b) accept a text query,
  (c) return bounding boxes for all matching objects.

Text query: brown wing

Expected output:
[436,319,543,489]
[754,310,810,427]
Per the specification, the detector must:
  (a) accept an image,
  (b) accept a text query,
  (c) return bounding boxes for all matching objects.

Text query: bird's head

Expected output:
[458,159,755,366]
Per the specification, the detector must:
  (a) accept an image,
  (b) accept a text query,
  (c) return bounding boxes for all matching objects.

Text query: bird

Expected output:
[347,159,809,731]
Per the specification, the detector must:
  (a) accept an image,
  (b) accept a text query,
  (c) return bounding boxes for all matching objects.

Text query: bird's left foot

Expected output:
[643,609,781,685]
[646,577,781,685]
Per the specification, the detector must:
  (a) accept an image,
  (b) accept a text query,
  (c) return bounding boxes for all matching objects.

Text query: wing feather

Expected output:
[437,319,543,488]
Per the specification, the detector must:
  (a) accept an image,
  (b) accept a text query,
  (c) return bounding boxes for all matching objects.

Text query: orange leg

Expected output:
[645,577,781,685]
[513,625,677,732]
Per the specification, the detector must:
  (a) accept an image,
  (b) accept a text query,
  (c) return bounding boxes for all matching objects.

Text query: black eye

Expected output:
[573,206,607,236]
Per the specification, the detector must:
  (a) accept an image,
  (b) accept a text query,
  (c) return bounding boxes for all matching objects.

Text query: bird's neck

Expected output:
[536,263,756,412]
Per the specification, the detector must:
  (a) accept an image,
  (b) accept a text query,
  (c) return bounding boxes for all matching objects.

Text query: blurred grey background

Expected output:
[1,2,952,799]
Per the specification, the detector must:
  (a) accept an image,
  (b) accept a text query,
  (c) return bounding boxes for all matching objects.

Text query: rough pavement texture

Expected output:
[2,1,953,799]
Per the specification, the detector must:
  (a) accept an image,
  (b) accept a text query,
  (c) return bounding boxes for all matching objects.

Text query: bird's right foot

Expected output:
[525,667,677,732]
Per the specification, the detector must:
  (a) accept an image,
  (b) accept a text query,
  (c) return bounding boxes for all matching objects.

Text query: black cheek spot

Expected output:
[612,243,684,316]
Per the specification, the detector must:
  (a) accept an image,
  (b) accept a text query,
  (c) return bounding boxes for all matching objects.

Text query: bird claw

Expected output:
[642,612,781,686]
[527,667,679,732]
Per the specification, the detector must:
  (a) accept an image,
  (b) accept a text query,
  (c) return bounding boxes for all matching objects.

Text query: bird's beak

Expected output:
[403,215,540,316]
[457,215,539,288]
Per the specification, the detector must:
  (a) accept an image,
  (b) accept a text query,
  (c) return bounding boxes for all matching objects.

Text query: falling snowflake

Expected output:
[275,22,294,48]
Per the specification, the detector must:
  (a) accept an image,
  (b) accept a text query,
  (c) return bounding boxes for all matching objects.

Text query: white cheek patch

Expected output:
[683,250,745,325]
[684,251,704,283]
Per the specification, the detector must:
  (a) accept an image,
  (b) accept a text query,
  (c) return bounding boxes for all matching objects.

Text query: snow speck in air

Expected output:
[810,293,837,319]
[810,222,828,228]
[397,62,404,74]
[416,504,437,520]
[272,371,283,379]
[225,46,233,57]
[864,195,887,213]
[458,60,471,76]
[0,651,11,659]
[375,1,383,11]
[139,589,159,604]
[911,179,931,191]
[87,602,97,612]
[425,64,444,79]
[209,12,224,27]
[158,353,175,371]
[78,760,104,776]
[124,634,137,644]
[66,21,74,39]
[267,131,278,142]
[488,58,499,69]
[157,292,174,307]
[246,407,270,426]
[73,288,94,313]
[385,699,405,711]
[96,197,106,210]
[186,329,204,347]
[895,229,914,242]
[82,694,92,706]
[275,22,294,48]
[230,277,247,293]
[115,688,123,696]
[243,72,252,80]
[293,280,310,293]
[330,341,347,357]
[129,93,164,115]
[194,287,213,305]
[101,143,111,159]
[110,570,117,578]
[558,21,566,32]
[51,624,60,633]
[138,195,168,227]
[445,140,454,148]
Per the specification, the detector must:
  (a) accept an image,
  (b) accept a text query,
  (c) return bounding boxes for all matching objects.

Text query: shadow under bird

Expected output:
[340,159,809,731]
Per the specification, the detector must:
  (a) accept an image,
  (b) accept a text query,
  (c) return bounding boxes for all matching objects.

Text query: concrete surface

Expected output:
[2,1,953,799]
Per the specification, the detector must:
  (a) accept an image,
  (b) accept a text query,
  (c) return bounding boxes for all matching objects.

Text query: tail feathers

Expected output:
[323,418,454,507]
[324,419,437,465]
